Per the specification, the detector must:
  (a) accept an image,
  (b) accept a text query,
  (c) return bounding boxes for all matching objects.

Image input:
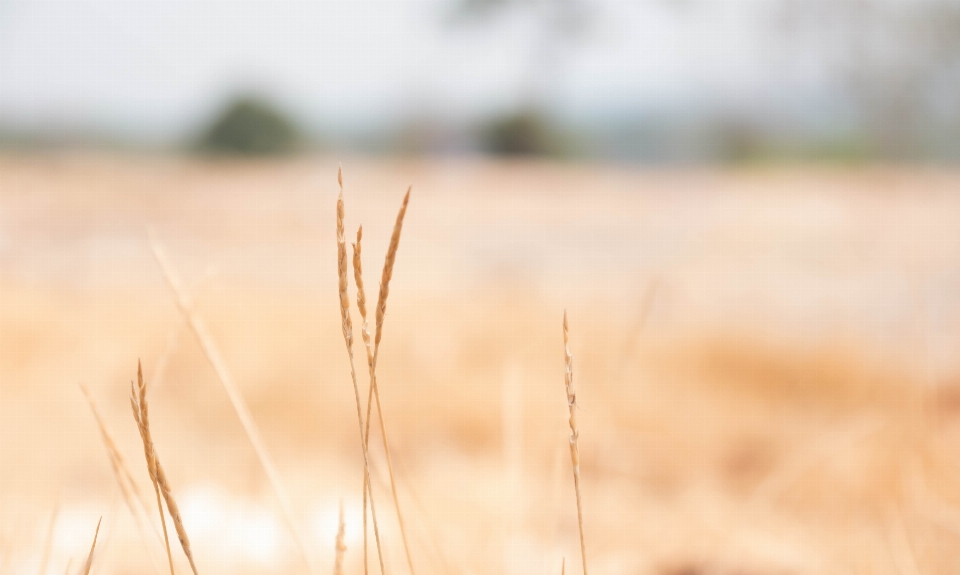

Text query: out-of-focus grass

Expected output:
[2,154,960,574]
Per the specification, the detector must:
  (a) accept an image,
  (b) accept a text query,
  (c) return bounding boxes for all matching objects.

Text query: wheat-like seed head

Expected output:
[374,186,411,351]
[131,363,159,483]
[353,227,374,356]
[131,361,198,575]
[82,384,164,574]
[353,226,367,316]
[563,311,579,466]
[155,460,199,575]
[337,181,354,351]
[130,378,176,575]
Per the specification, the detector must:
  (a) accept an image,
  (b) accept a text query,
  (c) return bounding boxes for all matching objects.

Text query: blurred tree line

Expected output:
[191,0,960,161]
[777,0,960,160]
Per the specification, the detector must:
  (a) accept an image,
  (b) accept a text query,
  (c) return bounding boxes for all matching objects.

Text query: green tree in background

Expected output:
[198,96,300,155]
[449,0,590,156]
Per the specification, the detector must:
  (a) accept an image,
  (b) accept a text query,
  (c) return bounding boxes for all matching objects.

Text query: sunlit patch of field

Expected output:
[3,153,960,574]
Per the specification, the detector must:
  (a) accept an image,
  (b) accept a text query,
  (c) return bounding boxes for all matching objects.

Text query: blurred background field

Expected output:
[4,156,960,574]
[5,1,960,574]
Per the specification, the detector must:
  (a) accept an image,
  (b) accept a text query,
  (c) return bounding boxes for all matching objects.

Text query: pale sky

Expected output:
[0,0,831,141]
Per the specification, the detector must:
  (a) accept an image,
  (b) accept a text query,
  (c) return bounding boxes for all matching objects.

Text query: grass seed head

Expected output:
[375,186,411,351]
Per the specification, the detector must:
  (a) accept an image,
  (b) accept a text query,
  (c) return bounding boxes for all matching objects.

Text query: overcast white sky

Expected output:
[0,0,831,140]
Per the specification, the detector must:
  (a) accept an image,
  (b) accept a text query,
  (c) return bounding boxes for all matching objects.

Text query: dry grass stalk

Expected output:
[374,187,410,354]
[150,266,217,392]
[337,170,386,575]
[148,232,316,575]
[155,461,197,575]
[615,278,658,376]
[334,500,347,575]
[354,216,417,575]
[563,312,588,575]
[353,227,373,364]
[353,228,376,574]
[130,363,200,575]
[80,517,101,575]
[36,506,59,575]
[129,362,176,575]
[80,385,163,573]
[148,317,185,393]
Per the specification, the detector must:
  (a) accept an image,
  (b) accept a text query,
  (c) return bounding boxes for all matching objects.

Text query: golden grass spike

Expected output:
[36,506,59,575]
[561,557,566,575]
[130,362,176,575]
[154,460,198,575]
[374,186,410,353]
[563,312,588,575]
[337,174,386,575]
[80,518,101,575]
[334,500,347,575]
[353,227,373,357]
[355,218,417,575]
[131,363,199,575]
[81,385,163,574]
[338,186,354,351]
[149,232,316,575]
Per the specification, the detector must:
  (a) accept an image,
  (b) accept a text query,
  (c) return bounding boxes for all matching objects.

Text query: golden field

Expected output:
[3,153,960,575]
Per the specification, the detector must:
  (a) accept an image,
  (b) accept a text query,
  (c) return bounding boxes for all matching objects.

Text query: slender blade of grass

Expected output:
[563,312,588,575]
[80,518,102,575]
[148,232,316,575]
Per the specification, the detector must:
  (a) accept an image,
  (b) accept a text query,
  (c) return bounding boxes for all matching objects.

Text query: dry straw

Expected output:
[80,517,102,575]
[149,232,316,575]
[336,168,386,575]
[81,384,163,573]
[353,228,377,569]
[353,189,417,575]
[129,362,175,575]
[334,500,347,575]
[352,227,375,575]
[563,312,588,575]
[130,361,199,575]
